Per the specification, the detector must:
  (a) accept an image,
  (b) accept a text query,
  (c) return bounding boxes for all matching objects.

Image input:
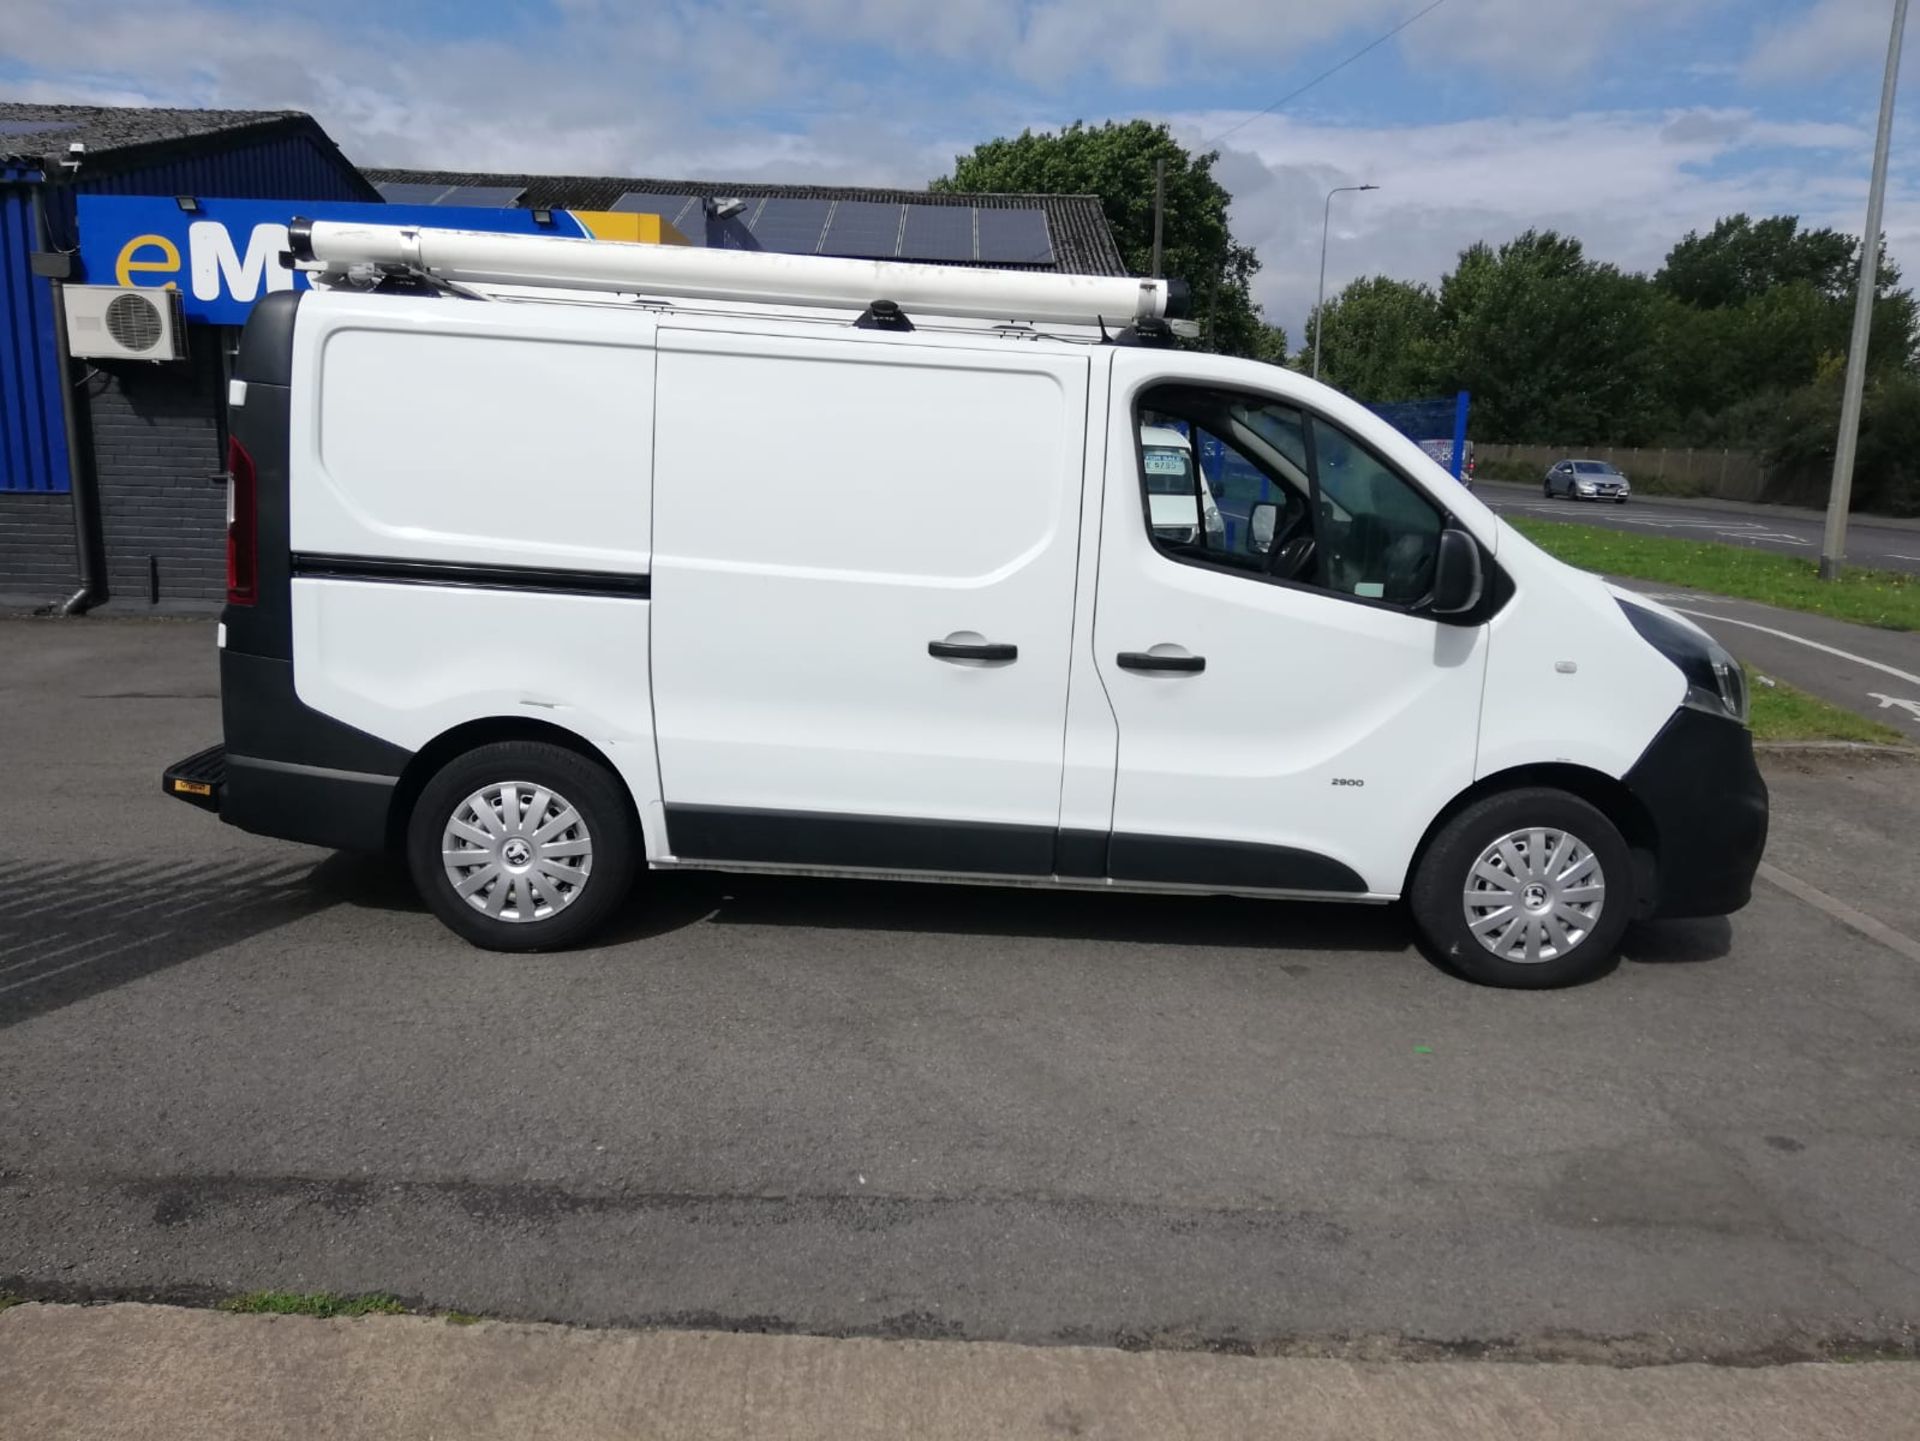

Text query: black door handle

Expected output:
[1117,651,1205,673]
[929,640,1018,661]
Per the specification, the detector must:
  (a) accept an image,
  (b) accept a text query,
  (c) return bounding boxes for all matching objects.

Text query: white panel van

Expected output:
[164,223,1768,988]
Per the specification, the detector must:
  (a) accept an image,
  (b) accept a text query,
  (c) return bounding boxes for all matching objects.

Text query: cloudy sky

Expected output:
[5,0,1918,336]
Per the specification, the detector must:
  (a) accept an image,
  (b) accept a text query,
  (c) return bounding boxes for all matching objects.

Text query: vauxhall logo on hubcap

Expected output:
[502,838,532,867]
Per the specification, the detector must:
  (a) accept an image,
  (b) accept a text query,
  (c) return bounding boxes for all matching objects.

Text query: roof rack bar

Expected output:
[290,219,1175,327]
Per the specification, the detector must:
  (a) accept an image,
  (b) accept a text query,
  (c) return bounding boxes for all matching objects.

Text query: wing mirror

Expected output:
[1431,527,1484,616]
[1248,502,1278,554]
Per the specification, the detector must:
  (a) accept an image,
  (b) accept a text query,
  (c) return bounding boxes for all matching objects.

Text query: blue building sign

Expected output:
[75,195,596,325]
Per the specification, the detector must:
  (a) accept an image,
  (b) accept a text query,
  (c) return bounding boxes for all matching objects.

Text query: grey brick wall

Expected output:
[0,337,228,609]
[88,342,228,605]
[0,491,80,604]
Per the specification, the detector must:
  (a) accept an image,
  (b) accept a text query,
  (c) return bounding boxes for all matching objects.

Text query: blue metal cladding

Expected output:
[39,127,376,250]
[3,126,370,493]
[0,177,69,493]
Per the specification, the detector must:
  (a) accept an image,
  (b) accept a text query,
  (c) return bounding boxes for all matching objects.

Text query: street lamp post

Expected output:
[1313,183,1378,381]
[1821,0,1910,581]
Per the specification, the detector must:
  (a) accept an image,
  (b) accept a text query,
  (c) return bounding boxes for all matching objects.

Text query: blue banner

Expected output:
[75,195,593,325]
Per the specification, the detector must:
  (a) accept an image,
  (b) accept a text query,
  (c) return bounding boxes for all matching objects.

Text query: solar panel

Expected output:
[747,197,832,255]
[0,120,77,137]
[822,200,904,259]
[375,181,454,205]
[976,207,1053,264]
[434,184,525,207]
[900,204,975,263]
[610,193,699,230]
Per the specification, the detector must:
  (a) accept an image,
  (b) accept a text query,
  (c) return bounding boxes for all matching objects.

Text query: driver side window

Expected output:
[1134,385,1447,610]
[1309,418,1443,604]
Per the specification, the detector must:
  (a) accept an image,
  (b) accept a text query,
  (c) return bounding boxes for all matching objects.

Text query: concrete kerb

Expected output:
[4,1303,1920,1441]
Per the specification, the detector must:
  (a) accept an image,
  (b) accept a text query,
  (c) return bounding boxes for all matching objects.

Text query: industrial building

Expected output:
[0,102,1127,613]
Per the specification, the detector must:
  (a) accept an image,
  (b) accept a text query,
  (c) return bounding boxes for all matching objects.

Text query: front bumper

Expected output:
[1623,708,1769,919]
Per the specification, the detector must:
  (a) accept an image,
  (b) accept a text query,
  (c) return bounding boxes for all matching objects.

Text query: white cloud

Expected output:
[8,0,1917,346]
[1745,0,1906,83]
[1180,105,1910,337]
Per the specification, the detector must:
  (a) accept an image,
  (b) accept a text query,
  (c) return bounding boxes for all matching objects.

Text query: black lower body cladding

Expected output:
[216,647,410,852]
[1623,708,1769,919]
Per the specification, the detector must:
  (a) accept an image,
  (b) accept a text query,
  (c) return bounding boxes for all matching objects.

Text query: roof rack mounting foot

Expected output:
[855,298,914,332]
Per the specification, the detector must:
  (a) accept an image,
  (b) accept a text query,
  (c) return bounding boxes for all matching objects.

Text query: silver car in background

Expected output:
[1545,458,1631,503]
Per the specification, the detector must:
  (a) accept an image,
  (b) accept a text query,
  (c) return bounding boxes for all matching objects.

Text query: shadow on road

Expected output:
[1618,916,1735,966]
[0,855,333,1028]
[310,852,1741,967]
[311,851,1415,953]
[4,852,1730,1022]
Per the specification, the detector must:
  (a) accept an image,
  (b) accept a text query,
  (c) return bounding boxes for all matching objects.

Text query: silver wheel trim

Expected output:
[1461,826,1605,964]
[441,781,594,924]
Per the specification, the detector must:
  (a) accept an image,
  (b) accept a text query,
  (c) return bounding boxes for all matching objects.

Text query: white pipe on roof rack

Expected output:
[290,220,1179,327]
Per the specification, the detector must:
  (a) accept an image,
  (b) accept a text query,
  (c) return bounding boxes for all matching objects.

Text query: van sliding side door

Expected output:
[649,328,1092,876]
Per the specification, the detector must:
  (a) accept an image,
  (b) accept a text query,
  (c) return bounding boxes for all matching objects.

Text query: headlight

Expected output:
[1618,601,1750,724]
[1577,482,1595,492]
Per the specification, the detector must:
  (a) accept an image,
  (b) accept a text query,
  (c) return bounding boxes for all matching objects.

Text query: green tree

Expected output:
[1302,275,1442,400]
[1760,361,1920,516]
[934,120,1274,357]
[1657,214,1864,309]
[1433,231,1662,442]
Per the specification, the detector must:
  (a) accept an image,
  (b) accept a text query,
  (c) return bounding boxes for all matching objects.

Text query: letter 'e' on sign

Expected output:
[115,234,181,289]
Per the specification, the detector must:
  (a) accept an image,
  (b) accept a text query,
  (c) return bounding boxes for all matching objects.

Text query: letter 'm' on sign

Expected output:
[115,235,181,289]
[190,221,295,304]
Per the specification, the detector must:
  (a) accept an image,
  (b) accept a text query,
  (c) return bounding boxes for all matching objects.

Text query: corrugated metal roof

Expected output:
[363,167,1128,277]
[0,102,378,197]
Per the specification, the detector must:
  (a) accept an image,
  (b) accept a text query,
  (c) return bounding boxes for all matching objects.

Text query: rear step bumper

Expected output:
[163,743,226,813]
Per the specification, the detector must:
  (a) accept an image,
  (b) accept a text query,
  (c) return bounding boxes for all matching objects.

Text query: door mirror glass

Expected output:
[1430,527,1483,615]
[1248,501,1279,555]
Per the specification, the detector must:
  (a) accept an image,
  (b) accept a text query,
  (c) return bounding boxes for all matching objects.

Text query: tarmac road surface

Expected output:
[2,618,1918,1362]
[1478,479,1920,574]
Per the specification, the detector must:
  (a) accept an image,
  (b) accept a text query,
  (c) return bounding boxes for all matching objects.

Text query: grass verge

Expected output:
[1748,674,1911,745]
[1508,517,1920,631]
[220,1291,407,1319]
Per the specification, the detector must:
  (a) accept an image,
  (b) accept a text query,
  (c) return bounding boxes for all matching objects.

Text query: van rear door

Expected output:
[649,329,1091,875]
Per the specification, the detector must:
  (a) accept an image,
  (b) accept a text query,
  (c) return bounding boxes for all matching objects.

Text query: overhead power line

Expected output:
[1206,0,1452,146]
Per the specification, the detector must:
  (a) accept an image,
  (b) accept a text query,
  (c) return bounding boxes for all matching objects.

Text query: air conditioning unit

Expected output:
[63,285,187,361]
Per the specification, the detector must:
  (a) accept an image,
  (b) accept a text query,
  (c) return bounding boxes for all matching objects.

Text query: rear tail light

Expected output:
[226,436,258,606]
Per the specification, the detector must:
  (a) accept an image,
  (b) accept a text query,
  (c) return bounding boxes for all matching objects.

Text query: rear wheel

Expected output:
[1409,788,1634,988]
[407,741,636,951]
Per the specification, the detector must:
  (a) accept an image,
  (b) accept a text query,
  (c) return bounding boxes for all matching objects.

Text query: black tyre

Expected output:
[407,740,636,951]
[1409,788,1635,988]
[1542,480,1553,497]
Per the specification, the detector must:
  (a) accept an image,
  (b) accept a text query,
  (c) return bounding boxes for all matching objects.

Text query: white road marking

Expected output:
[1759,862,1920,966]
[1666,608,1920,687]
[1868,693,1920,722]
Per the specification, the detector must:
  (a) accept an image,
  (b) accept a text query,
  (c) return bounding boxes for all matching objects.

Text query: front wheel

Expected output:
[407,740,636,951]
[1408,788,1635,988]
